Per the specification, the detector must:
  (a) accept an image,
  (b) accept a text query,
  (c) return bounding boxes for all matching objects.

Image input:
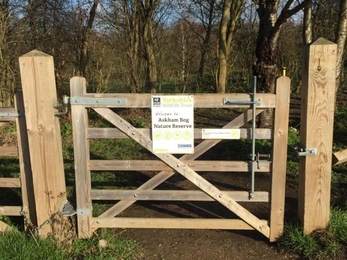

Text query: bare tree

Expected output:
[0,0,16,106]
[79,0,100,76]
[177,0,220,91]
[253,0,307,127]
[138,0,161,93]
[217,0,246,93]
[101,0,143,93]
[335,0,347,90]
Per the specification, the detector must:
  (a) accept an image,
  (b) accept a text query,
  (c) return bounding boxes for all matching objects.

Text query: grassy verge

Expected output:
[0,228,139,260]
[278,208,347,259]
[277,104,347,259]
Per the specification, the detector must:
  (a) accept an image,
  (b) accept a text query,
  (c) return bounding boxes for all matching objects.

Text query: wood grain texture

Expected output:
[269,76,291,241]
[298,38,337,233]
[89,159,270,172]
[92,217,268,230]
[0,146,18,156]
[91,190,269,202]
[19,50,67,236]
[332,149,347,165]
[0,178,20,188]
[70,76,92,238]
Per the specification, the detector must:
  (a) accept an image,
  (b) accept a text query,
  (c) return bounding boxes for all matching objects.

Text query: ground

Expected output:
[124,229,297,260]
[107,170,301,260]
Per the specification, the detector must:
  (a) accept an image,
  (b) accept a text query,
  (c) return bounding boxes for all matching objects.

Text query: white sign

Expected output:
[151,96,194,154]
[202,129,241,139]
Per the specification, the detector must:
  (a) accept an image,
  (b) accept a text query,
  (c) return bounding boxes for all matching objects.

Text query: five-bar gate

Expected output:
[71,76,290,242]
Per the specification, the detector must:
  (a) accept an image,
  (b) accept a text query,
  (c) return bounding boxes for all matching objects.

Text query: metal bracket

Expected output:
[292,145,318,156]
[256,153,271,169]
[54,95,70,116]
[60,200,77,217]
[248,153,271,170]
[0,112,22,118]
[223,98,261,106]
[69,97,127,106]
[77,208,91,216]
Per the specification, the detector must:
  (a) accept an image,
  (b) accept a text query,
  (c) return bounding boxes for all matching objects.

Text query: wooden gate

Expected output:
[71,76,290,242]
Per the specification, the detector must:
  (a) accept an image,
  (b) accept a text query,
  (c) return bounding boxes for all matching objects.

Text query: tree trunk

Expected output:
[140,0,160,93]
[303,0,313,44]
[143,18,158,93]
[217,0,245,93]
[128,2,141,93]
[253,0,307,127]
[196,0,216,92]
[335,0,347,91]
[79,0,99,77]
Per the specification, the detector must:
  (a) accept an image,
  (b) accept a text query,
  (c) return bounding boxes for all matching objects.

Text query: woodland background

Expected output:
[0,0,346,108]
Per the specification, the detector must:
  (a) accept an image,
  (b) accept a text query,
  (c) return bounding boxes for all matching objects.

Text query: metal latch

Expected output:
[292,145,318,156]
[54,95,70,116]
[249,153,271,169]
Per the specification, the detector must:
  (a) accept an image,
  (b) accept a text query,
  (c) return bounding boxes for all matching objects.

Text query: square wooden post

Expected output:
[298,38,337,233]
[19,50,67,236]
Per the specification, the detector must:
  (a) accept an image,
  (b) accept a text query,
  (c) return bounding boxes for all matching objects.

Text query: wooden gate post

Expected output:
[19,50,67,236]
[270,75,290,241]
[298,38,337,233]
[70,76,92,238]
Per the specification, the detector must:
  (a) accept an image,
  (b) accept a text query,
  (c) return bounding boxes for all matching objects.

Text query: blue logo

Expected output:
[178,144,192,148]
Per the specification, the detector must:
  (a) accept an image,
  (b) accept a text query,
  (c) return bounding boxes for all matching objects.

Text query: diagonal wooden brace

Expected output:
[93,107,270,238]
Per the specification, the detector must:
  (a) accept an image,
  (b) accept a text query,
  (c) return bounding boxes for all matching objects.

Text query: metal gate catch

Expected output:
[292,145,317,156]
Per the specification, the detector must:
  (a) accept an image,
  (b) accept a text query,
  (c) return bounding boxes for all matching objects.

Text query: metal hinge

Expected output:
[69,97,127,106]
[60,200,77,217]
[0,112,22,118]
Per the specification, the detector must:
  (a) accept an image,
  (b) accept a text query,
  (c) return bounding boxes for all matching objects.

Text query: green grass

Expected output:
[278,208,347,259]
[0,228,139,260]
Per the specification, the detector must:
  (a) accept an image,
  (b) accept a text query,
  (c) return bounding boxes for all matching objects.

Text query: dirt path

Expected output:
[112,171,300,260]
[124,228,298,260]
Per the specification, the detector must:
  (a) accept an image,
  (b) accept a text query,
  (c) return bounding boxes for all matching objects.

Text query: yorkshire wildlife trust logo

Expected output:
[152,97,161,107]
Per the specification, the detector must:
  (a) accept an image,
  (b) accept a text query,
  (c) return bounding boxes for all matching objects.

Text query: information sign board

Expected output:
[151,96,194,154]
